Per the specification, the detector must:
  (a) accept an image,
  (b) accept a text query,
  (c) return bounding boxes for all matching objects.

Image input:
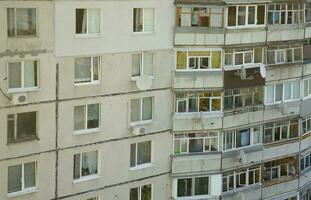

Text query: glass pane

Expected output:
[248,6,255,24]
[142,97,152,121]
[244,52,252,63]
[76,9,87,34]
[253,126,261,144]
[73,154,80,179]
[189,138,203,153]
[87,104,100,129]
[133,8,143,32]
[254,48,262,63]
[238,6,246,25]
[132,54,141,76]
[267,51,275,64]
[24,60,37,88]
[143,8,154,32]
[93,57,99,81]
[24,162,36,188]
[8,62,22,89]
[275,84,283,101]
[16,8,36,36]
[292,80,300,99]
[287,49,293,63]
[8,165,22,193]
[75,57,92,83]
[228,6,237,26]
[7,8,15,37]
[249,171,254,185]
[236,129,250,148]
[188,98,198,112]
[189,58,198,69]
[211,51,221,68]
[177,178,192,197]
[81,151,98,177]
[304,80,309,97]
[266,85,274,103]
[130,99,140,122]
[137,141,151,165]
[141,184,152,200]
[74,105,86,130]
[194,177,209,195]
[130,143,136,167]
[199,98,210,112]
[225,132,233,150]
[284,82,291,100]
[174,140,181,154]
[143,53,153,76]
[235,53,243,65]
[177,100,187,113]
[16,112,36,141]
[177,52,187,69]
[7,115,15,143]
[257,6,265,24]
[225,54,233,66]
[211,98,221,111]
[294,48,302,61]
[130,187,139,200]
[88,9,100,34]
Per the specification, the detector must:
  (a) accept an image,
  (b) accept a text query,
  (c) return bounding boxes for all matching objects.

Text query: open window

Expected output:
[133,8,154,33]
[76,9,100,35]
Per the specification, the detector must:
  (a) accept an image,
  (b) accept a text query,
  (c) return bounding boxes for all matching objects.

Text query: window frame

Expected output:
[73,103,101,135]
[300,153,311,172]
[303,78,311,99]
[133,8,155,33]
[302,116,311,135]
[130,97,154,126]
[130,141,152,170]
[131,52,154,78]
[7,161,38,196]
[268,3,305,25]
[74,56,100,86]
[130,184,153,200]
[266,46,303,65]
[7,60,39,93]
[176,176,209,197]
[75,8,101,36]
[73,150,99,182]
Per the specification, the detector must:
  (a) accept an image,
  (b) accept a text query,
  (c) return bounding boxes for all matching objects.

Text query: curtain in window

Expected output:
[180,8,191,26]
[143,53,153,76]
[132,54,141,76]
[87,104,99,129]
[133,8,143,32]
[143,8,154,32]
[76,9,87,34]
[17,8,36,36]
[137,141,151,165]
[75,57,92,83]
[24,61,37,88]
[237,129,250,147]
[142,97,152,120]
[82,151,98,176]
[24,162,36,188]
[8,165,22,193]
[74,106,85,130]
[8,62,22,89]
[88,9,100,34]
[7,8,15,36]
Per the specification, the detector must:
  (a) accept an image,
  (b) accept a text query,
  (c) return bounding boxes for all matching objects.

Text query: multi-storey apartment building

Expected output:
[0,0,311,200]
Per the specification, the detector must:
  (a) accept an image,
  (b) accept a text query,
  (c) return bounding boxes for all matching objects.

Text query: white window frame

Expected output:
[74,56,100,86]
[7,162,38,197]
[268,3,305,25]
[73,103,100,135]
[173,132,220,154]
[130,184,153,200]
[130,141,152,170]
[131,52,154,78]
[267,46,303,65]
[133,8,155,33]
[176,176,210,198]
[264,119,298,143]
[224,48,263,69]
[7,60,39,93]
[130,97,153,126]
[75,8,101,36]
[303,78,311,99]
[302,116,311,135]
[300,153,311,172]
[73,150,99,183]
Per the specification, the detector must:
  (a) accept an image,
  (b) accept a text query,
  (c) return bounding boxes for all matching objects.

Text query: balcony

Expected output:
[267,24,305,42]
[263,140,300,161]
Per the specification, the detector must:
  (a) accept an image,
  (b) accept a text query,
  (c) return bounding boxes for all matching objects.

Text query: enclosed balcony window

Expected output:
[227,5,265,27]
[7,8,37,37]
[177,177,209,197]
[174,132,219,154]
[224,48,263,68]
[268,3,305,25]
[265,80,300,104]
[267,46,303,65]
[176,51,221,70]
[263,156,297,182]
[302,116,311,135]
[175,91,222,113]
[264,119,298,144]
[176,7,223,27]
[130,184,152,200]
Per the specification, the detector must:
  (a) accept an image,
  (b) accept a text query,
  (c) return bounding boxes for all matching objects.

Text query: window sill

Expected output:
[130,163,153,171]
[7,137,39,145]
[7,187,38,198]
[131,76,155,81]
[7,35,39,39]
[75,34,103,38]
[302,96,311,101]
[73,128,100,135]
[73,174,100,184]
[132,31,155,35]
[130,120,152,127]
[7,88,40,94]
[175,195,211,200]
[74,81,100,87]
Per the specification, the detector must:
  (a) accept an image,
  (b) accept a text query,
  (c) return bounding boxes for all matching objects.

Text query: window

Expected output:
[176,7,223,27]
[130,184,152,200]
[227,5,265,27]
[76,9,100,34]
[176,51,222,70]
[133,8,154,33]
[73,151,98,180]
[302,117,311,135]
[7,111,37,143]
[7,8,37,37]
[267,46,303,65]
[130,141,152,168]
[177,176,209,197]
[300,153,311,171]
[268,3,305,25]
[263,156,297,181]
[130,97,153,124]
[132,53,153,77]
[223,126,261,151]
[224,48,263,68]
[264,119,299,143]
[224,87,263,111]
[174,132,219,154]
[74,104,100,133]
[303,78,311,98]
[175,91,222,113]
[74,56,100,84]
[265,80,300,104]
[222,167,260,192]
[8,60,38,92]
[8,162,37,194]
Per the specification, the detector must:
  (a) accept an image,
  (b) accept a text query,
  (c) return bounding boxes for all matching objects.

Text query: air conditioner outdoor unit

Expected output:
[11,93,27,105]
[131,126,146,135]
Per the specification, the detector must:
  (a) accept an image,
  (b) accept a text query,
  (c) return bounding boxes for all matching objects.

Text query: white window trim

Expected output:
[131,52,155,79]
[7,60,39,93]
[73,151,100,183]
[303,78,311,99]
[300,153,311,172]
[75,8,101,36]
[268,3,305,25]
[264,120,298,143]
[7,162,38,197]
[74,56,101,86]
[133,8,155,34]
[265,163,290,180]
[129,97,154,126]
[266,46,303,65]
[73,103,101,135]
[224,48,264,70]
[130,141,153,170]
[302,117,311,135]
[130,184,153,200]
